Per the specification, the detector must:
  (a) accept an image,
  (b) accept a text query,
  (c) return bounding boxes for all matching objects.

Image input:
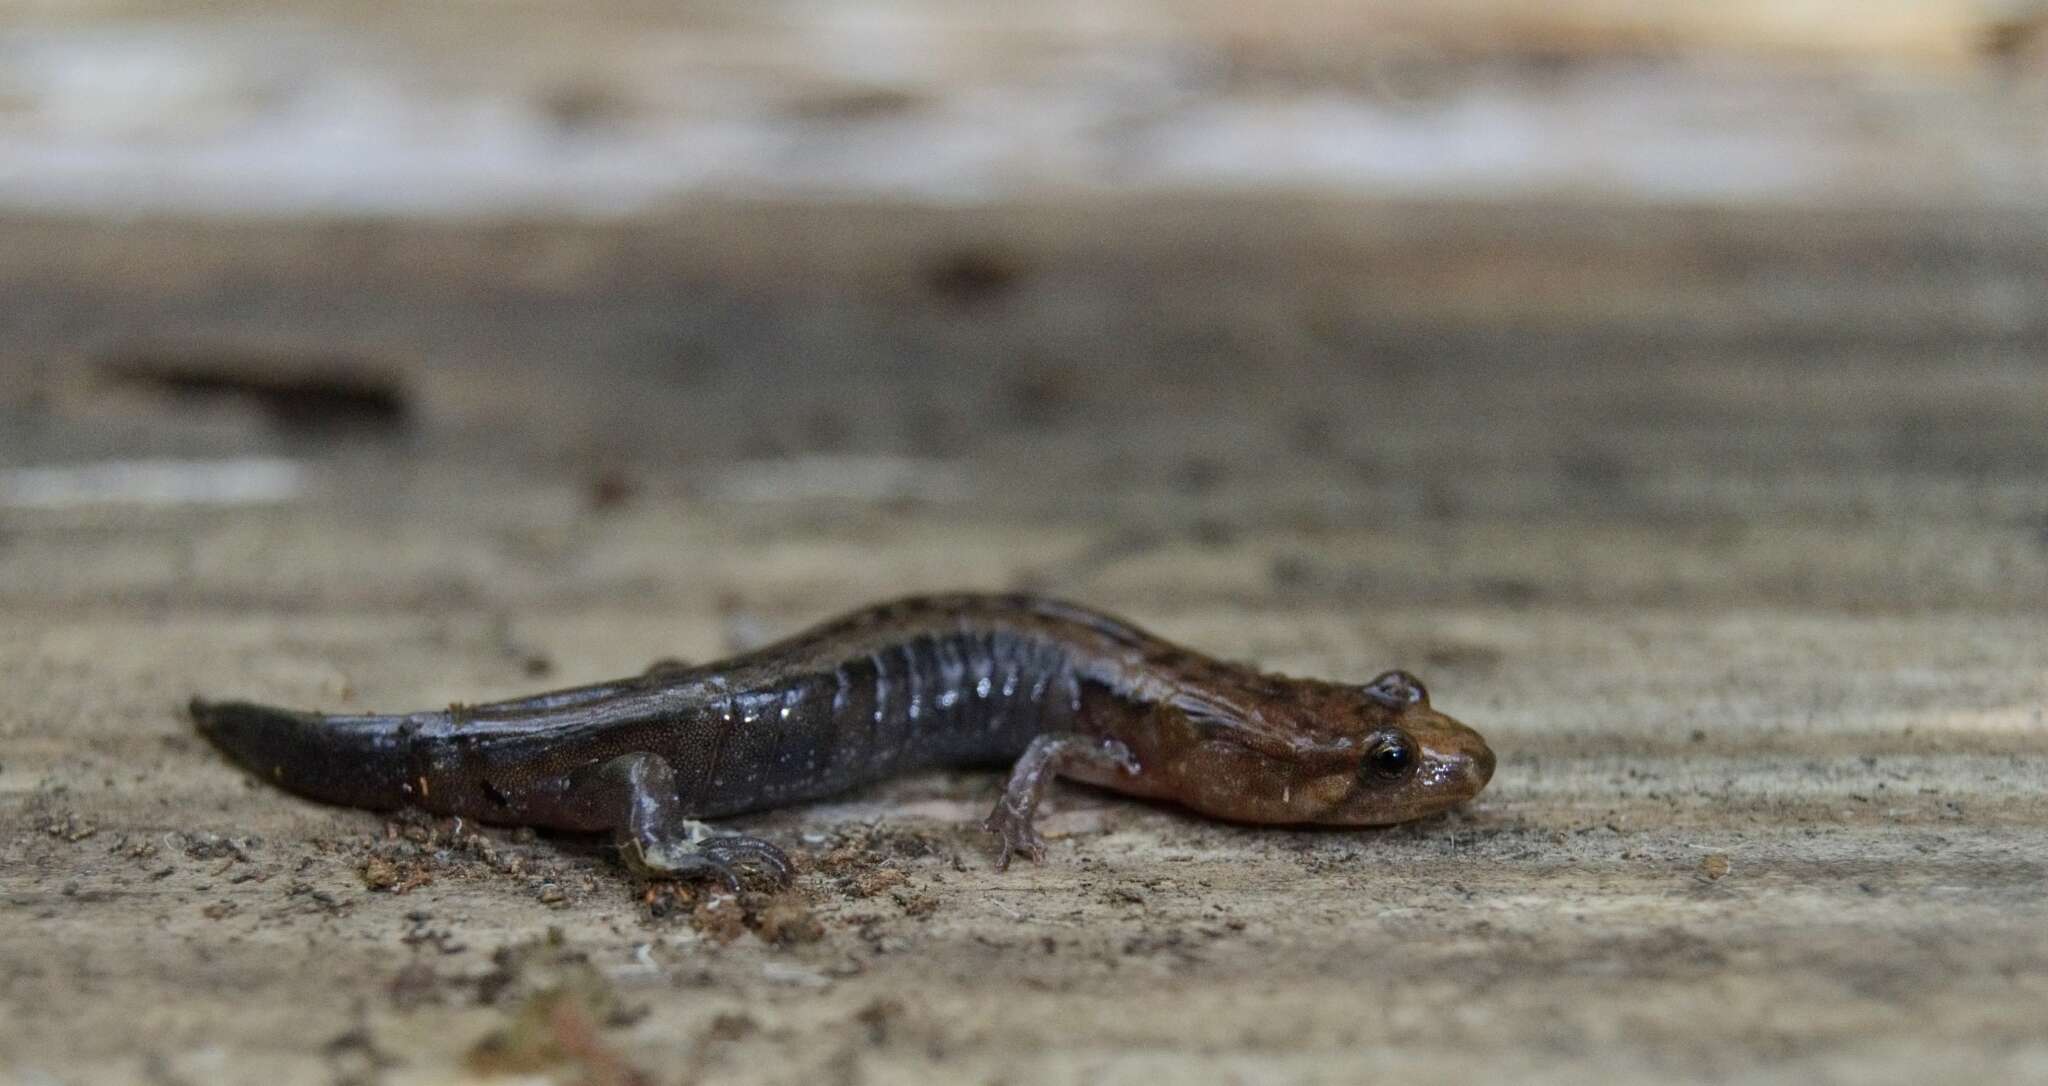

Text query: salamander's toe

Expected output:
[621,839,739,891]
[982,804,1047,872]
[621,830,791,890]
[699,835,795,885]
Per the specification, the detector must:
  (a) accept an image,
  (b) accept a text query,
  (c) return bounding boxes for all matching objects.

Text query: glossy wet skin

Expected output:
[195,594,1495,884]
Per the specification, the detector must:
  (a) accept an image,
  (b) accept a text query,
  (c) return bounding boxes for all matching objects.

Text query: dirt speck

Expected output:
[360,856,398,890]
[98,346,411,432]
[925,246,1025,304]
[752,893,826,945]
[467,985,650,1086]
[40,812,99,842]
[690,892,749,943]
[846,867,909,899]
[705,1011,758,1043]
[894,891,940,919]
[360,854,432,893]
[855,997,906,1046]
[323,1022,399,1084]
[387,960,443,1010]
[587,468,639,513]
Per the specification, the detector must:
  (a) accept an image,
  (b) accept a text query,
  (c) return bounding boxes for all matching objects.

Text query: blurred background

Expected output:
[4,2,2048,1083]
[3,1,2044,612]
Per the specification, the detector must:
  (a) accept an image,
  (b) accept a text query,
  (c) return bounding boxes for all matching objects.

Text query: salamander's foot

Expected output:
[982,734,1139,872]
[570,753,794,890]
[982,802,1046,872]
[620,821,792,890]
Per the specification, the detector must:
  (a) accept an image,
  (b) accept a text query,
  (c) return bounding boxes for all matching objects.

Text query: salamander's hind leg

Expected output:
[567,753,791,890]
[983,735,1140,871]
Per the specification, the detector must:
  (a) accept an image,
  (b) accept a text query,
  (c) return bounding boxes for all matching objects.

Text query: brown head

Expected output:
[1133,669,1495,826]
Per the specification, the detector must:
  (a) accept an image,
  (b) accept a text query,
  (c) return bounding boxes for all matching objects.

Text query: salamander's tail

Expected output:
[189,696,422,810]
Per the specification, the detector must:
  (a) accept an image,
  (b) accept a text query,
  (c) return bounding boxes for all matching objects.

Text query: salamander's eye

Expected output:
[1363,670,1428,709]
[1365,733,1416,780]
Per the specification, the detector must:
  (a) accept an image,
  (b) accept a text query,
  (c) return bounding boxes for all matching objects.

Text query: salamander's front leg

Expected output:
[568,753,792,890]
[983,735,1140,870]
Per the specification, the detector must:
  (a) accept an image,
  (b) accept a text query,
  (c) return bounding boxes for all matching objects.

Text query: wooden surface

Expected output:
[3,199,2047,1084]
[4,4,2048,1082]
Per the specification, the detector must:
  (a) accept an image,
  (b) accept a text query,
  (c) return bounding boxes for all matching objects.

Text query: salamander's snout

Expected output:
[1415,715,1494,800]
[1454,732,1495,791]
[1472,742,1496,788]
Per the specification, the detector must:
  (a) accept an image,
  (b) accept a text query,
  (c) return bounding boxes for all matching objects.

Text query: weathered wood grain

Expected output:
[2,200,2045,1083]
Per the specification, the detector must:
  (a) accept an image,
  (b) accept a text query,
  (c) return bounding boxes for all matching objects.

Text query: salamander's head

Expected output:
[1151,669,1494,826]
[1315,669,1494,824]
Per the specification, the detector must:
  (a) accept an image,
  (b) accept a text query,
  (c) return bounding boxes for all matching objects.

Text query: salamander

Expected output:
[191,593,1495,886]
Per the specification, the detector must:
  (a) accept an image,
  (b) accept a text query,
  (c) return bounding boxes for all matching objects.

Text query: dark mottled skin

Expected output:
[192,594,1495,885]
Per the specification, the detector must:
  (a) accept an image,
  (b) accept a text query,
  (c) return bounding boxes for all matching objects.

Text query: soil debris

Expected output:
[466,985,651,1086]
[360,855,433,893]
